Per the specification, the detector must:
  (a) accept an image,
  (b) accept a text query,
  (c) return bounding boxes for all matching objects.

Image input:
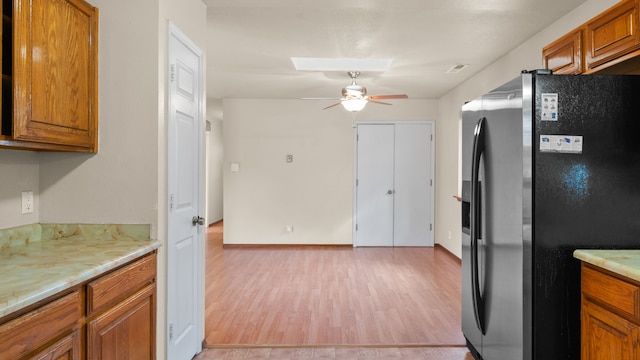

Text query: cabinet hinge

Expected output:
[170,64,176,82]
[430,224,432,231]
[431,134,433,141]
[430,179,433,186]
[355,224,358,231]
[169,324,174,341]
[356,179,359,186]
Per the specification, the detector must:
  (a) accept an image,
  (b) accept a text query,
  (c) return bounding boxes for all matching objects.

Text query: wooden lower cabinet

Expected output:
[88,284,156,359]
[581,263,640,359]
[0,251,157,360]
[29,330,81,360]
[0,291,81,360]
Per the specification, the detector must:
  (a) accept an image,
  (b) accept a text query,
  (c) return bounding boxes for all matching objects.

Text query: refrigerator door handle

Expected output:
[471,117,487,335]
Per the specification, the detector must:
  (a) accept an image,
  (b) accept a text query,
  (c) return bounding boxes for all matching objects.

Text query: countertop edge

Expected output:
[0,240,161,318]
[574,249,640,283]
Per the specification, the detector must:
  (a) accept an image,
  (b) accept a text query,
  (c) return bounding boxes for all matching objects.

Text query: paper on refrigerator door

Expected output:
[541,93,559,121]
[540,135,583,154]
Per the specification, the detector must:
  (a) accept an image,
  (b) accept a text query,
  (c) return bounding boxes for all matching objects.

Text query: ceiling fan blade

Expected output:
[300,98,340,100]
[369,94,408,100]
[369,100,392,106]
[323,102,342,110]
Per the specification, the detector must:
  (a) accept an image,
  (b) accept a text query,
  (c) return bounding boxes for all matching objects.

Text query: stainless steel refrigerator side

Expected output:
[521,73,534,360]
[479,76,525,360]
[461,100,483,359]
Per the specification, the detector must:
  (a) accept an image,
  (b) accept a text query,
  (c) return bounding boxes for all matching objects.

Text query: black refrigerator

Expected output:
[461,70,640,359]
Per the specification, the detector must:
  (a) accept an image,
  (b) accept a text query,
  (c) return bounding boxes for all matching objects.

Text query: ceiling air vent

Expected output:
[446,64,469,74]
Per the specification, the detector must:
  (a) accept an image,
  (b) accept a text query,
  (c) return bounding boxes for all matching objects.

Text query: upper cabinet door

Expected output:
[13,0,98,152]
[543,29,583,74]
[585,0,640,73]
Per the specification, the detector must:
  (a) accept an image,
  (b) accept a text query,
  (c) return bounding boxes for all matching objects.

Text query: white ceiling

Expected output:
[205,0,587,101]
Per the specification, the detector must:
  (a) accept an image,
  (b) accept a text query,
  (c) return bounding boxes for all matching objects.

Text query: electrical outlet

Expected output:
[21,191,33,214]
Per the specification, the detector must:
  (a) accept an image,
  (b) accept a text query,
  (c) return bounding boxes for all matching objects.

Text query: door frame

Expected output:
[352,121,436,247]
[166,21,205,359]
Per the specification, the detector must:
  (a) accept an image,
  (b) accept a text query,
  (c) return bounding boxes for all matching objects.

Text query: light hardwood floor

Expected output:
[195,346,473,359]
[204,221,467,350]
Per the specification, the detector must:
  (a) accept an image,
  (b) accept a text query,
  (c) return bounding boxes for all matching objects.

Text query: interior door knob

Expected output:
[387,190,394,195]
[192,216,205,226]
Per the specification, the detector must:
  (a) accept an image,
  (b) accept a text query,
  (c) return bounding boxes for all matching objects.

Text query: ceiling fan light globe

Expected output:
[343,85,366,97]
[341,99,367,112]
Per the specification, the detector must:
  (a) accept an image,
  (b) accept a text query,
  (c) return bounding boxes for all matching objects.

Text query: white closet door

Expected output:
[355,122,433,247]
[355,124,395,246]
[393,123,433,246]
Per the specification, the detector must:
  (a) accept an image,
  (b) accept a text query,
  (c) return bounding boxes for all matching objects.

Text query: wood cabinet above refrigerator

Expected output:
[543,0,640,75]
[0,0,99,152]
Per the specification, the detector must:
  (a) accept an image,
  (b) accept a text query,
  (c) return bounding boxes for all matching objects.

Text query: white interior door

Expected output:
[393,123,434,246]
[355,122,434,247]
[167,22,204,360]
[355,124,395,246]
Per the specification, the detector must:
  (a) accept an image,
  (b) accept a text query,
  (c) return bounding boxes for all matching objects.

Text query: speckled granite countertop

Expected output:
[0,223,161,318]
[574,249,640,282]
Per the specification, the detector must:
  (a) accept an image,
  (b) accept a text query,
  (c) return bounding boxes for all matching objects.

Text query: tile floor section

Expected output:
[194,346,474,359]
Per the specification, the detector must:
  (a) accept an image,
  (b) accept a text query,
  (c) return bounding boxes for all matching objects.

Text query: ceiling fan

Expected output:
[304,71,408,111]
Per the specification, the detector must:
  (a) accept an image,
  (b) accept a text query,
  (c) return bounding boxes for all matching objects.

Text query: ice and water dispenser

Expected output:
[462,180,471,235]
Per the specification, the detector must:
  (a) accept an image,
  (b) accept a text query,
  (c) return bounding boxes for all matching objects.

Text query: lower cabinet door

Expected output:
[29,330,80,360]
[582,300,640,359]
[87,284,156,360]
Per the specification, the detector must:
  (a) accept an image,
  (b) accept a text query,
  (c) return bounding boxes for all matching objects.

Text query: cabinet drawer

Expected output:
[87,253,156,315]
[0,291,80,360]
[582,264,640,319]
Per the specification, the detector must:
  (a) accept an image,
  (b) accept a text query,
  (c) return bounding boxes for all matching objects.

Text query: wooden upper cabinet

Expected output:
[1,0,99,152]
[543,29,583,74]
[543,0,640,75]
[584,0,640,73]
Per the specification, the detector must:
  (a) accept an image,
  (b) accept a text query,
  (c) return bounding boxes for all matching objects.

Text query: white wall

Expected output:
[39,0,159,229]
[435,0,619,258]
[207,98,224,224]
[223,99,438,244]
[0,150,39,227]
